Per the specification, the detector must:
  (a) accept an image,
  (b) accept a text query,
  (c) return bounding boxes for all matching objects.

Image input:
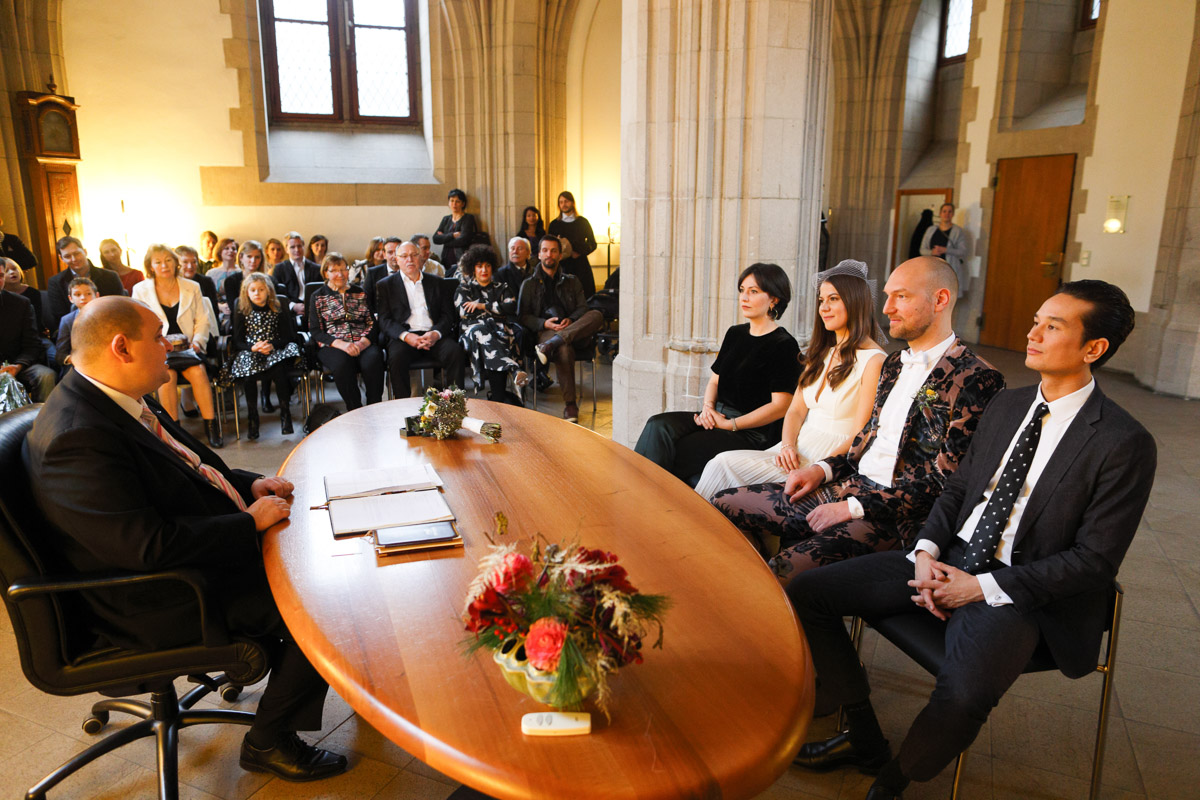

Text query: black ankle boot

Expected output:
[205,419,224,449]
[262,391,275,413]
[280,405,294,435]
[247,408,260,440]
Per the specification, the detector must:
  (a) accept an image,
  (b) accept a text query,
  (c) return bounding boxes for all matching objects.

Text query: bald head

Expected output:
[882,256,958,347]
[898,256,959,302]
[72,296,151,363]
[70,296,172,399]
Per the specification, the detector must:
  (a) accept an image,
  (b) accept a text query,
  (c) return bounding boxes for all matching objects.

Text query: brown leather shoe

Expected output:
[240,732,348,782]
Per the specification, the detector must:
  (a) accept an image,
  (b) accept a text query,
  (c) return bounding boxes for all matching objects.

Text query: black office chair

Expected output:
[0,405,271,800]
[844,585,1124,800]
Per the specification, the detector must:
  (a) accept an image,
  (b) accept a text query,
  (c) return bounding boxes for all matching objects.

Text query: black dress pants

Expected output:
[386,335,467,398]
[317,344,385,410]
[787,549,1040,782]
[634,411,769,485]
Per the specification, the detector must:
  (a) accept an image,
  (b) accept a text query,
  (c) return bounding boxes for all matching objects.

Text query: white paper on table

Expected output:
[323,464,443,501]
[327,489,454,536]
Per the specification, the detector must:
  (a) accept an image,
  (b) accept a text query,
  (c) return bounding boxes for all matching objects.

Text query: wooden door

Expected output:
[980,154,1076,351]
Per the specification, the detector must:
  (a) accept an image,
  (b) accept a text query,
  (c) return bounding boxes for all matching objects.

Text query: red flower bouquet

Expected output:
[463,534,670,714]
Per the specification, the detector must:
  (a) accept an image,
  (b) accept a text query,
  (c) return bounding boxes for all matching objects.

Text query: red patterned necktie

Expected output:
[139,405,248,512]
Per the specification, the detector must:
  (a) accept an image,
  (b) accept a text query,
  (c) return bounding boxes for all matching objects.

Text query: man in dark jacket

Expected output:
[0,287,55,401]
[47,236,127,330]
[517,235,604,422]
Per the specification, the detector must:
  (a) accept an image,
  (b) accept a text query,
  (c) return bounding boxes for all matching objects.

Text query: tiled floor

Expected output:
[2,346,1195,800]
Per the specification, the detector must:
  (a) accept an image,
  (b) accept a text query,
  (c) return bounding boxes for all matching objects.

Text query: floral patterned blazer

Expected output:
[825,338,1005,545]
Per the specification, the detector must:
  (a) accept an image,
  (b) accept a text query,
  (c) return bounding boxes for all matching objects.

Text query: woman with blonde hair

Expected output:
[206,236,238,294]
[307,252,385,410]
[98,238,143,293]
[131,243,222,447]
[220,272,303,438]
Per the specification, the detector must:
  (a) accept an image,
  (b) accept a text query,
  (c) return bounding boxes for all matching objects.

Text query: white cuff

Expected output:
[976,573,1013,606]
[907,539,941,563]
[817,461,833,483]
[846,496,865,519]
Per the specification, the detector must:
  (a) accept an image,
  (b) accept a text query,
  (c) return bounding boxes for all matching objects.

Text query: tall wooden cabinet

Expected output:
[11,91,82,288]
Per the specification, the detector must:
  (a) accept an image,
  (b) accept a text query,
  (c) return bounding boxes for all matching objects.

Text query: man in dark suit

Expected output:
[47,236,127,330]
[375,240,466,397]
[271,231,322,319]
[25,296,348,783]
[366,236,406,309]
[0,288,55,400]
[788,280,1157,800]
[0,213,38,270]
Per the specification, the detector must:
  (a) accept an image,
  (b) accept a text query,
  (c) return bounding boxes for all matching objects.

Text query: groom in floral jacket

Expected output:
[713,256,1004,581]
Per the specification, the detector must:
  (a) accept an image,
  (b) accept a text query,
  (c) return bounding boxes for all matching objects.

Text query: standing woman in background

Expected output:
[99,238,143,294]
[634,263,801,485]
[205,236,238,294]
[696,260,887,503]
[515,205,545,245]
[432,188,477,276]
[307,234,329,265]
[919,202,967,296]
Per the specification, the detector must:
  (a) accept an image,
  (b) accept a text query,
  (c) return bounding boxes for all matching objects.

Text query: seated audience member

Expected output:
[48,236,127,330]
[376,241,466,398]
[519,236,607,422]
[455,244,529,406]
[205,237,239,295]
[714,257,1003,582]
[176,245,220,326]
[0,214,38,270]
[221,272,303,438]
[3,257,48,338]
[350,235,386,290]
[100,238,143,294]
[789,281,1154,800]
[264,237,286,270]
[498,236,536,299]
[308,253,385,410]
[224,240,269,317]
[198,229,219,270]
[695,260,887,504]
[56,277,99,368]
[273,232,322,320]
[411,234,445,277]
[367,236,405,287]
[547,191,597,298]
[432,188,477,276]
[0,285,55,401]
[26,295,348,783]
[634,262,799,478]
[306,234,329,265]
[515,205,546,247]
[132,243,222,447]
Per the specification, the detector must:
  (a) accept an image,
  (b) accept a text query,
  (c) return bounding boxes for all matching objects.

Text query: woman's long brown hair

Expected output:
[798,273,877,390]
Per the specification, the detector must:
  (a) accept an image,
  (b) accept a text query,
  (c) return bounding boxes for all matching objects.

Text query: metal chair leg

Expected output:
[1089,588,1122,800]
[949,751,966,799]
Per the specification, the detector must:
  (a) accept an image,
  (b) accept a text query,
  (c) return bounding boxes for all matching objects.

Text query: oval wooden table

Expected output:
[266,399,814,800]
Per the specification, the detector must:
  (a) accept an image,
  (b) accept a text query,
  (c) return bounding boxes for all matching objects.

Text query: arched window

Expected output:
[260,0,420,125]
[940,0,973,64]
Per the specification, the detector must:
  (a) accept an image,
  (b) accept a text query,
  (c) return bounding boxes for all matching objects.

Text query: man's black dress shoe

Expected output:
[239,732,348,782]
[793,732,891,774]
[865,784,903,799]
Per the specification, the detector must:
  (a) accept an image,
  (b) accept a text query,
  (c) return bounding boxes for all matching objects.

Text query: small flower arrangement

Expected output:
[418,386,468,439]
[462,515,671,715]
[912,386,943,413]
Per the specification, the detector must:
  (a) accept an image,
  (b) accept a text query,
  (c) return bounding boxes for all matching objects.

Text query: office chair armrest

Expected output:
[8,568,231,647]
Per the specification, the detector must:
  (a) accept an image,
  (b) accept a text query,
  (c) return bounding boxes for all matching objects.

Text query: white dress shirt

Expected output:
[402,271,435,333]
[292,261,307,301]
[818,332,957,519]
[911,379,1096,605]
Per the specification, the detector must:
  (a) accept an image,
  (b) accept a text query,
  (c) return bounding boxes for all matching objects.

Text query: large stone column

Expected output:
[613,0,832,447]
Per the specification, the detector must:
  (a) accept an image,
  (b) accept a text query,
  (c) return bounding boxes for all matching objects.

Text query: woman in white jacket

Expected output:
[132,243,222,447]
[919,202,968,296]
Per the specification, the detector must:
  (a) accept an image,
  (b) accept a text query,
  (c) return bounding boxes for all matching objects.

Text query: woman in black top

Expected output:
[432,188,477,276]
[307,253,385,411]
[634,263,801,485]
[515,205,546,245]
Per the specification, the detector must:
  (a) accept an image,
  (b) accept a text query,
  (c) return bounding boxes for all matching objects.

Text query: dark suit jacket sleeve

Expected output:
[993,424,1156,614]
[5,294,44,367]
[48,271,72,329]
[2,233,38,269]
[431,280,457,339]
[375,277,411,343]
[55,315,74,367]
[563,275,588,321]
[518,276,544,332]
[35,425,261,572]
[271,263,295,302]
[98,268,127,297]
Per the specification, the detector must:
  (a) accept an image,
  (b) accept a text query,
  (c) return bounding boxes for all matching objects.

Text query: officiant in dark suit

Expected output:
[25,296,348,783]
[787,280,1157,800]
[374,240,466,398]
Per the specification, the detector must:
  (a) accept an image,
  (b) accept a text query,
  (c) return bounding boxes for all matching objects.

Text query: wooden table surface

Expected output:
[266,399,814,800]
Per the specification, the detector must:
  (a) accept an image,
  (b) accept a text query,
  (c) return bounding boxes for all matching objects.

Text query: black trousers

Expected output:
[788,549,1040,782]
[633,410,770,485]
[386,335,467,398]
[317,344,385,410]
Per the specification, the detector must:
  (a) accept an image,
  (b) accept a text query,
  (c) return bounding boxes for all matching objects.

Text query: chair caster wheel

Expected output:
[220,685,242,702]
[82,711,108,734]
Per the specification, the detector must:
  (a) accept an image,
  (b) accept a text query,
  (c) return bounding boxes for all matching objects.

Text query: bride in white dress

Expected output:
[695,260,887,501]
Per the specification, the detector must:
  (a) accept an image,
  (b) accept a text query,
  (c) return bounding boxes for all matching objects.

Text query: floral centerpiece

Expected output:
[462,516,671,715]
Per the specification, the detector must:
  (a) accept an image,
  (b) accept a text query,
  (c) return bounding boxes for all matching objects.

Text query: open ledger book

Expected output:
[323,466,461,554]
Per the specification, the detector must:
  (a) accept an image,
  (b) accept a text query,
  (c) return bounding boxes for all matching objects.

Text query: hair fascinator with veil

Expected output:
[812,259,888,344]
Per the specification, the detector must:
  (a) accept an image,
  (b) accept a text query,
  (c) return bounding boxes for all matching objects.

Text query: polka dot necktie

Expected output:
[950,403,1049,574]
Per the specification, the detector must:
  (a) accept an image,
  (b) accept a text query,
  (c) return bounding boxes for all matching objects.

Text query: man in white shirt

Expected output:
[374,241,466,397]
[714,257,1004,580]
[270,232,321,322]
[788,280,1156,800]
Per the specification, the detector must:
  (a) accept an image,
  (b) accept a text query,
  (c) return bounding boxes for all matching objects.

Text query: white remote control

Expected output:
[520,711,592,737]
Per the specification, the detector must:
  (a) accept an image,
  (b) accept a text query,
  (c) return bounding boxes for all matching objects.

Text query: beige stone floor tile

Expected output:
[244,751,399,799]
[372,770,462,800]
[1116,619,1200,675]
[1004,665,1125,713]
[0,683,124,746]
[989,756,1095,800]
[1112,663,1200,736]
[402,754,460,786]
[0,706,56,759]
[1115,556,1200,631]
[1125,719,1200,800]
[751,779,832,800]
[320,713,418,770]
[1173,560,1200,610]
[0,730,147,800]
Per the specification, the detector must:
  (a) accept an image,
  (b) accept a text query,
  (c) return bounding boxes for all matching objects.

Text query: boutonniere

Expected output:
[912,386,944,413]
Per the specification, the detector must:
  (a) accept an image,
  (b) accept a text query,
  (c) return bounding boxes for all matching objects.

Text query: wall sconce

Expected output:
[1103,195,1128,234]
